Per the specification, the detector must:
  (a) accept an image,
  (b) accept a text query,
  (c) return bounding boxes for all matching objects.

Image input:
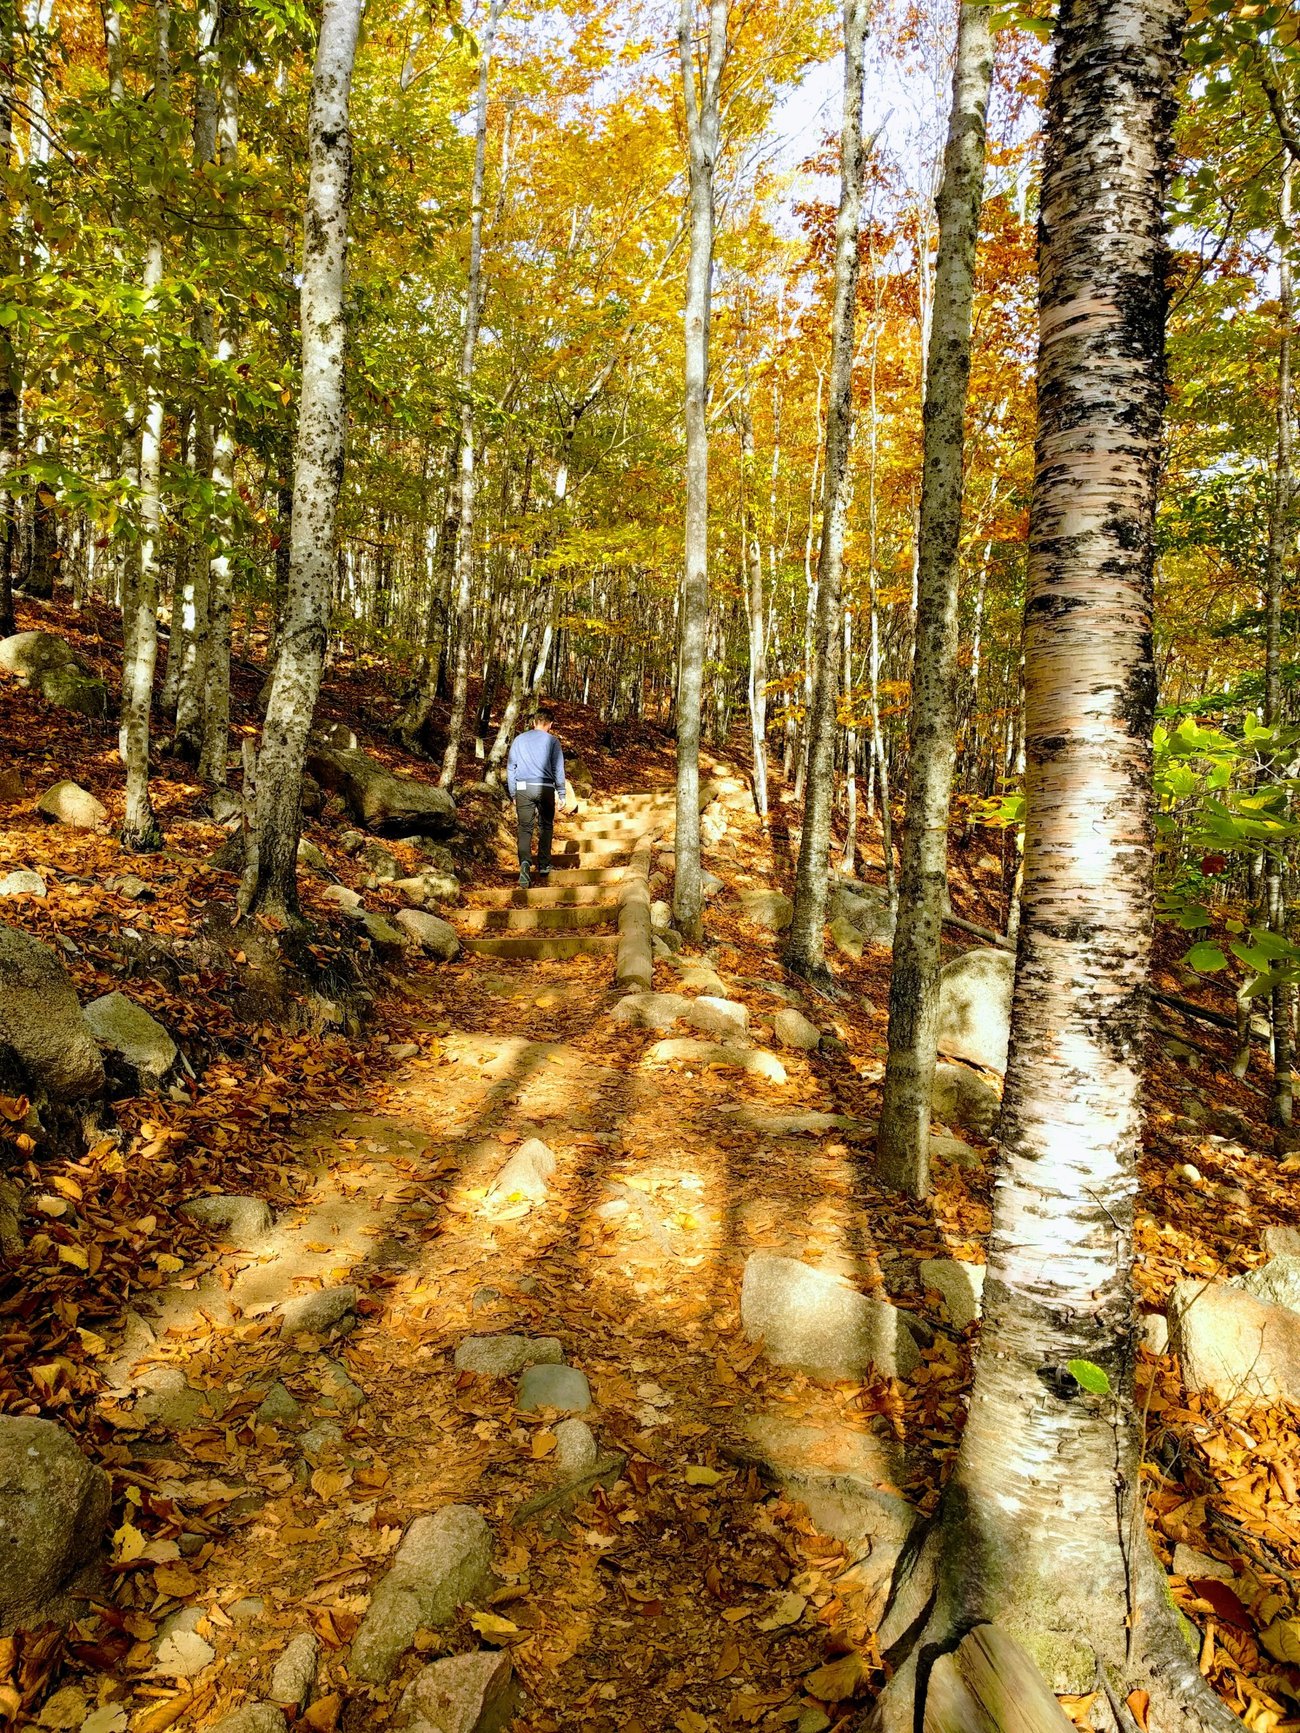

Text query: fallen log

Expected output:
[305,744,457,838]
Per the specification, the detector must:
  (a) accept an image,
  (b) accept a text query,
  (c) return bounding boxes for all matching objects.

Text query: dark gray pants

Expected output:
[515,785,555,872]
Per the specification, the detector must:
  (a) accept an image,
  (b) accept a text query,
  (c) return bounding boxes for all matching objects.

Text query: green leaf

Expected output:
[1184,942,1227,973]
[1067,1359,1111,1397]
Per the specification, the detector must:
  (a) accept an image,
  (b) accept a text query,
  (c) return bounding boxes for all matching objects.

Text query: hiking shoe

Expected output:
[518,866,531,889]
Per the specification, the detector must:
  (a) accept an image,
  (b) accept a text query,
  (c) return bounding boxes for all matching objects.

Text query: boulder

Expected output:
[930,1130,981,1170]
[256,1383,302,1427]
[1262,1225,1300,1259]
[932,1061,1001,1138]
[936,947,1014,1073]
[360,842,402,882]
[488,1139,556,1205]
[350,1505,493,1684]
[1169,1278,1300,1403]
[643,1037,786,1084]
[395,910,460,960]
[394,1651,517,1733]
[179,1193,273,1248]
[392,871,461,907]
[0,1416,112,1631]
[306,746,457,838]
[773,1008,820,1051]
[36,781,107,829]
[211,1707,286,1733]
[362,911,409,953]
[740,1254,920,1382]
[827,916,864,961]
[297,838,327,872]
[1141,1313,1169,1355]
[322,884,363,913]
[0,769,24,804]
[454,1336,564,1378]
[0,632,108,718]
[1233,1255,1300,1315]
[0,924,104,1101]
[918,1258,986,1330]
[612,992,693,1034]
[701,871,724,900]
[674,965,728,997]
[319,1358,367,1412]
[688,997,749,1041]
[83,991,177,1081]
[738,889,793,933]
[650,900,673,932]
[278,1285,358,1339]
[828,884,896,944]
[269,1631,319,1711]
[516,1364,591,1413]
[414,840,460,875]
[0,870,45,898]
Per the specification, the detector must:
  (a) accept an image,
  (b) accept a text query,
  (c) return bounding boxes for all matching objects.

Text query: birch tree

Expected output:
[784,0,868,979]
[869,3,1242,1726]
[238,0,364,921]
[119,0,170,853]
[673,0,727,944]
[876,0,994,1196]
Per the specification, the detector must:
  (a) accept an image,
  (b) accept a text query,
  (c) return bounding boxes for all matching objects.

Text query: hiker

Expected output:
[506,707,572,888]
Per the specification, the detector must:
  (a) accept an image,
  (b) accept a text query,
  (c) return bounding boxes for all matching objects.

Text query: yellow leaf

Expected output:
[155,1253,184,1273]
[53,1175,83,1200]
[685,1465,724,1487]
[468,1610,520,1643]
[531,1430,558,1459]
[78,1327,108,1356]
[804,1651,867,1702]
[153,1563,199,1598]
[675,1714,712,1733]
[1260,1618,1300,1666]
[56,1244,88,1270]
[113,1520,148,1563]
[310,1467,352,1502]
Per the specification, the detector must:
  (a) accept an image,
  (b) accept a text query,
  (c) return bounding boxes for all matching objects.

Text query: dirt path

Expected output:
[87,786,987,1733]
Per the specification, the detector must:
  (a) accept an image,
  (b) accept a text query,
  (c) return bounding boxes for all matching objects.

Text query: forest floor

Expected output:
[4,599,1300,1733]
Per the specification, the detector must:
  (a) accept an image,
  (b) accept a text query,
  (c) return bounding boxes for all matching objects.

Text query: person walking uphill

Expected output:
[506,707,572,888]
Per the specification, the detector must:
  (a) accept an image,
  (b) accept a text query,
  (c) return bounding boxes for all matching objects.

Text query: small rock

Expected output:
[932,1061,1001,1138]
[595,1197,629,1221]
[675,965,728,997]
[1141,1313,1169,1355]
[1262,1225,1300,1259]
[918,1258,985,1331]
[612,991,693,1033]
[392,870,461,906]
[389,1041,420,1060]
[1169,1278,1300,1402]
[297,839,328,872]
[393,1650,517,1733]
[106,872,152,899]
[1172,1543,1233,1582]
[826,916,864,961]
[362,911,408,952]
[656,926,684,954]
[256,1382,303,1426]
[936,947,1014,1074]
[36,780,107,829]
[359,842,402,882]
[1176,1162,1203,1186]
[300,1422,343,1457]
[0,768,25,803]
[0,869,45,898]
[827,883,895,943]
[229,1597,266,1622]
[488,1139,557,1204]
[279,1285,358,1339]
[395,909,461,960]
[269,1630,319,1711]
[929,1131,980,1170]
[323,884,363,912]
[180,1193,273,1248]
[83,991,178,1081]
[350,1505,493,1684]
[643,1037,786,1084]
[516,1363,591,1413]
[455,1336,564,1378]
[738,888,793,932]
[209,1706,286,1733]
[554,1417,598,1479]
[773,1008,820,1051]
[740,1254,920,1382]
[701,871,724,899]
[650,900,673,932]
[319,1358,368,1412]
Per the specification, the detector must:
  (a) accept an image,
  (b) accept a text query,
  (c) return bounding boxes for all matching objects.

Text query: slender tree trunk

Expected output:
[436,0,505,788]
[120,0,171,852]
[0,0,17,638]
[876,0,993,1196]
[1266,159,1295,1129]
[673,0,727,943]
[742,393,769,819]
[237,0,364,921]
[841,606,857,871]
[785,0,869,979]
[870,7,1239,1728]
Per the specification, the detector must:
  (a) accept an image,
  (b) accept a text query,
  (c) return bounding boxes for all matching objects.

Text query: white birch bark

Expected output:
[785,0,869,978]
[673,0,727,943]
[238,0,364,919]
[877,0,993,1195]
[120,0,170,852]
[871,5,1240,1727]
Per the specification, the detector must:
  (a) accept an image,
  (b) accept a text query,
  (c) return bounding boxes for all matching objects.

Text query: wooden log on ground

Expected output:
[616,837,655,992]
[306,744,457,837]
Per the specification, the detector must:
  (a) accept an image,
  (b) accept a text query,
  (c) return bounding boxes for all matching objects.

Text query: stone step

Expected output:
[470,884,615,909]
[546,866,628,886]
[552,843,628,863]
[464,932,622,961]
[458,904,620,933]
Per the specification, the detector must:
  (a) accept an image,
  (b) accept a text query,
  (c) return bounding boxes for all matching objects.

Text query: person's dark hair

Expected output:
[532,706,555,728]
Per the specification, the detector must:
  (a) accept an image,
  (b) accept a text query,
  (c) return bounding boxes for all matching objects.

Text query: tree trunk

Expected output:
[1265,159,1295,1129]
[784,0,868,979]
[437,0,505,789]
[119,0,170,853]
[673,0,727,943]
[870,6,1240,1729]
[876,0,993,1197]
[0,0,17,639]
[237,0,364,921]
[742,391,769,820]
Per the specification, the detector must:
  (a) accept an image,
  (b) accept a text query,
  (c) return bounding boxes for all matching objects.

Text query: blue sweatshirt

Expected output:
[507,729,566,802]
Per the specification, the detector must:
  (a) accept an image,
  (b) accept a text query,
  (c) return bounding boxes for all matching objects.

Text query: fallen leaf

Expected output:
[113,1520,148,1564]
[469,1610,520,1644]
[756,1591,807,1631]
[685,1465,724,1487]
[1125,1689,1150,1732]
[302,1694,341,1730]
[713,1641,741,1680]
[532,1430,557,1459]
[803,1651,867,1702]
